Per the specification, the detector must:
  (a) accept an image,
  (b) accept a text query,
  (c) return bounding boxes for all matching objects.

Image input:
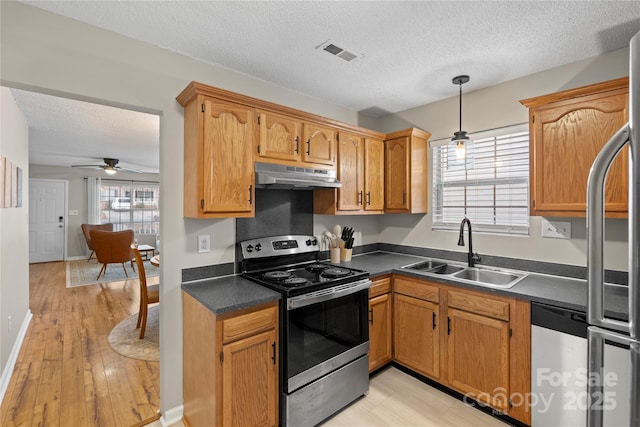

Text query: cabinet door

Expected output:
[338,132,363,211]
[447,307,510,412]
[531,90,628,216]
[385,137,409,211]
[202,98,255,214]
[303,123,336,166]
[364,138,384,211]
[394,294,439,379]
[368,293,392,372]
[258,111,301,162]
[222,329,278,427]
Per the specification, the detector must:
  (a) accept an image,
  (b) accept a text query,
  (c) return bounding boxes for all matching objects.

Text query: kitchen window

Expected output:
[432,124,529,235]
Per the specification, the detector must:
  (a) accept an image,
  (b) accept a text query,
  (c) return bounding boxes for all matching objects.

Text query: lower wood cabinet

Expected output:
[183,293,279,427]
[446,307,510,412]
[394,293,440,379]
[389,275,531,425]
[368,276,392,372]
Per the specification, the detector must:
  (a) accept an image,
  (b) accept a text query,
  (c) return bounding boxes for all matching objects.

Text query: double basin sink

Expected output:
[401,259,528,289]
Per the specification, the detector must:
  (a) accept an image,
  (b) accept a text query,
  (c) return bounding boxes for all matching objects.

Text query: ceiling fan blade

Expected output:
[71,164,103,168]
[116,166,144,173]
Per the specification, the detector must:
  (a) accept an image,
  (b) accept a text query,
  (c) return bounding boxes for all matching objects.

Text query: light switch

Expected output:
[69,209,79,215]
[541,219,571,239]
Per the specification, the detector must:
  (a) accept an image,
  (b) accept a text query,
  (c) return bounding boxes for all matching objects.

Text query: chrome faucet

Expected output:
[457,218,481,267]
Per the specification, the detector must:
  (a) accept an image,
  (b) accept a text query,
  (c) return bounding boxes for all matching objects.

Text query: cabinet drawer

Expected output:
[222,306,278,344]
[393,276,439,303]
[447,289,510,321]
[369,276,391,298]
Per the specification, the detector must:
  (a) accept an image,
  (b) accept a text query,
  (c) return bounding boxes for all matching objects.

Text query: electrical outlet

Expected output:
[198,234,211,253]
[541,219,571,239]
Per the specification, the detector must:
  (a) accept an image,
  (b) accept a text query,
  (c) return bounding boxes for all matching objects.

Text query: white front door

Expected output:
[29,179,66,263]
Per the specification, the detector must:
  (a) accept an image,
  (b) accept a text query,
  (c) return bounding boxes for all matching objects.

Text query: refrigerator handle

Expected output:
[586,123,630,332]
[587,326,640,427]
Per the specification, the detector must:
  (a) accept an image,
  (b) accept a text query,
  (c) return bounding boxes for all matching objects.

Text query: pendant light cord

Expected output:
[458,83,463,133]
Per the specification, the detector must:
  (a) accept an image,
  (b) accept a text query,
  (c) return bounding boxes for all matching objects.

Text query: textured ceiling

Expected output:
[11,89,160,173]
[13,1,640,172]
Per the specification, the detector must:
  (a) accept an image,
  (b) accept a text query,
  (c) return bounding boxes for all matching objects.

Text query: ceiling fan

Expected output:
[71,158,142,175]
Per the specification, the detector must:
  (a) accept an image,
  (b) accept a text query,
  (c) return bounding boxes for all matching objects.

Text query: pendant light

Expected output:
[451,75,471,159]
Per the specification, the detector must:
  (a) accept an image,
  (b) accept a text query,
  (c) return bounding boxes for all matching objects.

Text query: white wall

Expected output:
[0,1,359,414]
[29,165,160,258]
[0,88,30,376]
[367,48,630,271]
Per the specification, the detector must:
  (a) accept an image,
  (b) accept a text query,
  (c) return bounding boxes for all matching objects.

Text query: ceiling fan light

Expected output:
[104,167,117,175]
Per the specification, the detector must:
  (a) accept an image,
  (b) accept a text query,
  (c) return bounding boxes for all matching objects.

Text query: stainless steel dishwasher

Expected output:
[531,302,630,427]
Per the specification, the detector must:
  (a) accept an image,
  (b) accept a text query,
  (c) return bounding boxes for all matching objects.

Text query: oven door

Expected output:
[285,278,371,393]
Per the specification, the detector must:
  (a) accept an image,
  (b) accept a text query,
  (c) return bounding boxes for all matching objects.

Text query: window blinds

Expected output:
[432,125,529,235]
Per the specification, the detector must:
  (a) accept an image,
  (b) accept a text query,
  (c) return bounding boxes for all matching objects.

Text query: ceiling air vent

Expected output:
[317,39,363,62]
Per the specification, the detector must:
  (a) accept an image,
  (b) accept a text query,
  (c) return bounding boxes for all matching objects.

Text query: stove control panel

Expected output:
[240,235,319,260]
[273,240,298,250]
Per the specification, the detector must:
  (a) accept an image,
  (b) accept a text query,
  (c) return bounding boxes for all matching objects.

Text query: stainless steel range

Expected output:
[240,235,371,427]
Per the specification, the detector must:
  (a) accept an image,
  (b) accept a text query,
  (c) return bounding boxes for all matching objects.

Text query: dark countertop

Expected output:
[335,251,629,321]
[182,251,627,321]
[182,275,280,315]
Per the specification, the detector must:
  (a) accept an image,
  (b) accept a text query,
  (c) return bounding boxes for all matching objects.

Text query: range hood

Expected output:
[255,162,341,190]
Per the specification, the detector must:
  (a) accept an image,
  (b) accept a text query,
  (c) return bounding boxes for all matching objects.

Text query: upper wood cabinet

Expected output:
[520,77,629,218]
[384,128,431,213]
[177,85,256,218]
[257,111,337,169]
[302,123,336,166]
[313,132,386,215]
[257,111,301,162]
[181,95,255,218]
[364,138,385,211]
[336,131,363,211]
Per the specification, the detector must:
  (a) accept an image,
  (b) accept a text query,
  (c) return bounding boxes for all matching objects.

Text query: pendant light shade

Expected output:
[451,75,471,159]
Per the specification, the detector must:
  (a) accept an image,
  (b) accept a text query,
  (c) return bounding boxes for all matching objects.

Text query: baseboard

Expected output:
[0,309,32,404]
[161,405,184,426]
[66,255,89,261]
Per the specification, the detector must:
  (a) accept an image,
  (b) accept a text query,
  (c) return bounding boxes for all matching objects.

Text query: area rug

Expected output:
[66,259,159,287]
[108,305,159,362]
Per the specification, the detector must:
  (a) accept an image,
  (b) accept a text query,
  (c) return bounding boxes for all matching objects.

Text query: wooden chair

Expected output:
[81,223,113,261]
[132,246,160,339]
[90,229,135,280]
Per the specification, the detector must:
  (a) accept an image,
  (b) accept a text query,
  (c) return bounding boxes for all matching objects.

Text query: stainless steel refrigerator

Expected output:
[587,30,640,427]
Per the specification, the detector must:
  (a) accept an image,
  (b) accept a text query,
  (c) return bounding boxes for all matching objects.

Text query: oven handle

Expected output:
[287,279,372,310]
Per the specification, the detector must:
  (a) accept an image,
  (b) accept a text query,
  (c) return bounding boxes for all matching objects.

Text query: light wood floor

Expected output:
[0,261,160,427]
[323,367,510,427]
[155,367,510,427]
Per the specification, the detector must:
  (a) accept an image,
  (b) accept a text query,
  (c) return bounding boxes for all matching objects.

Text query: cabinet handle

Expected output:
[366,192,371,206]
[295,136,300,153]
[447,317,451,335]
[271,342,276,365]
[368,308,374,325]
[358,191,363,205]
[306,139,311,155]
[432,312,437,330]
[402,192,406,205]
[248,185,253,205]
